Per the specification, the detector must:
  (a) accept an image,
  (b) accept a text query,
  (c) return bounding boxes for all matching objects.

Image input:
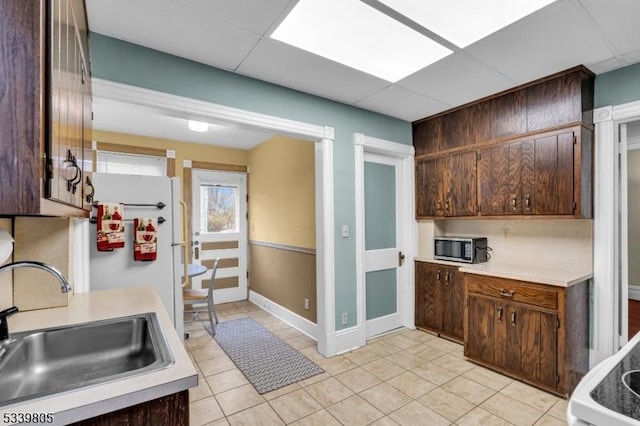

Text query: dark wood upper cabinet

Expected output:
[0,0,92,216]
[414,66,594,219]
[416,152,476,218]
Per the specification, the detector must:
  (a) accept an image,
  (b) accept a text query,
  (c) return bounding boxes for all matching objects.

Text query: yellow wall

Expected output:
[248,136,315,249]
[92,130,250,181]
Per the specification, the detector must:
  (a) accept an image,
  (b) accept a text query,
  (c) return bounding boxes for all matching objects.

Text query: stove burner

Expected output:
[622,370,640,398]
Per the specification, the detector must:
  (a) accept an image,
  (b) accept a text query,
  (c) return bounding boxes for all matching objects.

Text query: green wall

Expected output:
[88,34,412,331]
[595,62,640,108]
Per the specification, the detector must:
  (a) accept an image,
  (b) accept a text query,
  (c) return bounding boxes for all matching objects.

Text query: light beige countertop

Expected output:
[0,286,198,425]
[414,257,592,287]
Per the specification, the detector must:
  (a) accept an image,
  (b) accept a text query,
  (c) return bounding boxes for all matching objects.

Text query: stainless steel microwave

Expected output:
[434,237,488,263]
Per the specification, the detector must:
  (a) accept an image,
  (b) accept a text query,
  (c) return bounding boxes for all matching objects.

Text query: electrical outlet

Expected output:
[502,228,510,239]
[304,298,309,310]
[341,312,348,325]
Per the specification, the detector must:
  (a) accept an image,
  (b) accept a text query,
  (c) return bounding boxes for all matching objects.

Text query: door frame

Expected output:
[354,133,415,348]
[93,78,336,356]
[593,99,640,366]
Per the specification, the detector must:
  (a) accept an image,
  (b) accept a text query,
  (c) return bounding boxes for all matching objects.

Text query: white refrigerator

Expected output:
[89,173,184,338]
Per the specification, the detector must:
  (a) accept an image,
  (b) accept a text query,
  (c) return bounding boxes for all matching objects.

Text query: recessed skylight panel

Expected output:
[377,0,557,47]
[271,0,452,82]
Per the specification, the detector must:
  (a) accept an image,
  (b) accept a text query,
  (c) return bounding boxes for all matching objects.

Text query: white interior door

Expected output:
[364,152,403,338]
[191,169,248,304]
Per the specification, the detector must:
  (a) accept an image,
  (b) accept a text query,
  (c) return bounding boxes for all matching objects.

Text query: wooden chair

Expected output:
[183,258,219,335]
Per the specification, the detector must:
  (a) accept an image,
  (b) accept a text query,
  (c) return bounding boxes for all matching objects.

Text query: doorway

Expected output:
[623,120,640,339]
[191,169,248,304]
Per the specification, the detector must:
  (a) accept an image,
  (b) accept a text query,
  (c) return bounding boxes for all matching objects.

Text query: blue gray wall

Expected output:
[88,34,412,331]
[595,62,640,108]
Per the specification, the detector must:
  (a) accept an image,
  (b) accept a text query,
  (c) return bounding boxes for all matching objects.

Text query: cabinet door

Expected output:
[424,265,443,331]
[477,145,509,215]
[415,263,427,328]
[442,268,464,340]
[520,308,558,388]
[532,131,575,215]
[465,295,497,365]
[447,151,477,217]
[421,157,446,217]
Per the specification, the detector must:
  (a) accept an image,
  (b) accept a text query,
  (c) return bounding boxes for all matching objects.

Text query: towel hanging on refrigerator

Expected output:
[96,202,125,251]
[133,218,157,261]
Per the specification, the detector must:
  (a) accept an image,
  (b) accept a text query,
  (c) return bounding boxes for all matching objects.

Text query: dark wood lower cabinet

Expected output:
[71,390,189,426]
[415,262,463,342]
[464,274,587,396]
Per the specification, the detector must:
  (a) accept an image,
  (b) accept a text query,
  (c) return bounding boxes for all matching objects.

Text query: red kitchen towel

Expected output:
[133,218,157,261]
[96,202,125,251]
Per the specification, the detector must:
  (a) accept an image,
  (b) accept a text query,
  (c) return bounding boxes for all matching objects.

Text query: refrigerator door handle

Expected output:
[179,200,189,288]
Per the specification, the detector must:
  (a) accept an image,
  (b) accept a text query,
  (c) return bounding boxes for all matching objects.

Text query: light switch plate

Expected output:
[341,225,349,238]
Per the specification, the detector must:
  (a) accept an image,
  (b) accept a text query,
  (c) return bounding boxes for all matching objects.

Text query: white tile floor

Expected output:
[184,301,568,426]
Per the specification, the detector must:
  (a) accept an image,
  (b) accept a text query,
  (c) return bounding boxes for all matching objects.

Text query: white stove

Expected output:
[568,332,640,425]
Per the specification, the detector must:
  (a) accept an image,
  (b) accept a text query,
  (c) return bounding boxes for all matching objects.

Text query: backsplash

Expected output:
[418,219,593,269]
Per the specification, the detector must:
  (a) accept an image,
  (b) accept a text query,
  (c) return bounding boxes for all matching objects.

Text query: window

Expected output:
[199,184,238,233]
[96,151,167,176]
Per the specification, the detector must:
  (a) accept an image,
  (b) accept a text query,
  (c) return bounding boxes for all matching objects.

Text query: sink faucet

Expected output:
[0,261,72,293]
[0,261,72,342]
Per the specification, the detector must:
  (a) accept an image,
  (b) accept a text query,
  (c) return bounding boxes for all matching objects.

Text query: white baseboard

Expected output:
[629,285,640,301]
[249,290,318,340]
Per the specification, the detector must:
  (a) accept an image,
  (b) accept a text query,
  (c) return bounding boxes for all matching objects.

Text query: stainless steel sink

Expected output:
[0,313,173,407]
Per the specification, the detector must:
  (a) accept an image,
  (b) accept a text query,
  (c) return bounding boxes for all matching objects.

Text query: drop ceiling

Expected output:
[87,0,640,147]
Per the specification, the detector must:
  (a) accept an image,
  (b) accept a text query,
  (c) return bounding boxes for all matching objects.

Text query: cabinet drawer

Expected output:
[465,274,558,310]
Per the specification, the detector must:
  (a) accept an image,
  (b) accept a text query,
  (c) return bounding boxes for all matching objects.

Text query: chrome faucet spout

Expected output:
[0,261,72,293]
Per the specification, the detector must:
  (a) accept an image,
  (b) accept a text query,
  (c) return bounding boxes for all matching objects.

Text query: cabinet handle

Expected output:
[445,199,450,212]
[499,288,515,298]
[194,247,200,260]
[436,271,441,280]
[444,271,450,284]
[511,195,517,211]
[436,200,442,212]
[497,306,503,322]
[511,311,517,326]
[84,176,95,204]
[525,194,531,210]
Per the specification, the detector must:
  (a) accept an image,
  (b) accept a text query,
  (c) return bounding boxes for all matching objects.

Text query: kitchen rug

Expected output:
[205,317,323,394]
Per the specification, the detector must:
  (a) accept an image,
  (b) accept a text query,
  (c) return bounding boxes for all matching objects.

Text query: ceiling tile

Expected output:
[355,86,451,122]
[237,38,391,105]
[588,57,624,75]
[398,53,515,107]
[87,0,261,71]
[579,0,640,56]
[465,0,614,84]
[171,0,294,35]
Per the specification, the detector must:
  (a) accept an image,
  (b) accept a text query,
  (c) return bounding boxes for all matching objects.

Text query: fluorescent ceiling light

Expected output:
[271,0,452,82]
[377,0,557,48]
[187,120,208,132]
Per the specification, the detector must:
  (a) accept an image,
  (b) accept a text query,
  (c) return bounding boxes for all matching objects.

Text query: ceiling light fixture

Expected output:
[270,0,452,82]
[377,0,557,48]
[187,120,208,132]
